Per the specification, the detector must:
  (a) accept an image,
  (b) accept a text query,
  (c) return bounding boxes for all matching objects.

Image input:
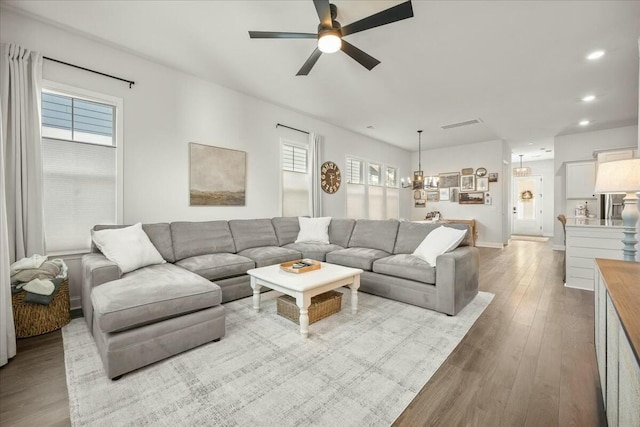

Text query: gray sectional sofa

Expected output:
[82,217,479,379]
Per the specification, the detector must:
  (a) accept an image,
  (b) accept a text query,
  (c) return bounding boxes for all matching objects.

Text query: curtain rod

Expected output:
[276,123,309,135]
[43,56,135,89]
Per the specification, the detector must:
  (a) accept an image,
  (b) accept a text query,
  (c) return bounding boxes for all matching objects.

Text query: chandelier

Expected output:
[513,154,531,177]
[401,130,424,189]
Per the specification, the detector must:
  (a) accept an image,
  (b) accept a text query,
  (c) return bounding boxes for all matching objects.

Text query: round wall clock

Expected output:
[321,161,341,194]
[476,167,487,177]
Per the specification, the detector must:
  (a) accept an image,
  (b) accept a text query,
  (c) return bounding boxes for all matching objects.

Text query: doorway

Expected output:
[512,175,542,236]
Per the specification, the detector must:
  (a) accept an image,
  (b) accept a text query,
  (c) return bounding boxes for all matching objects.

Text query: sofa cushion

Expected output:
[348,219,399,253]
[171,221,236,261]
[326,247,391,271]
[328,218,356,248]
[91,223,166,274]
[91,263,221,334]
[93,223,175,263]
[175,253,255,281]
[238,246,301,268]
[283,243,344,262]
[229,219,278,252]
[373,254,436,284]
[393,222,440,254]
[271,217,300,246]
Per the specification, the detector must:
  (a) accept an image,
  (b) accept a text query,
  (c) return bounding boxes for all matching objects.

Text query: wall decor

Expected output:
[415,199,426,208]
[488,172,498,183]
[459,192,485,204]
[426,191,439,202]
[424,176,439,190]
[439,188,450,201]
[189,143,246,206]
[475,167,487,177]
[450,187,460,203]
[413,189,423,200]
[438,172,460,188]
[461,168,474,175]
[485,195,492,205]
[320,161,341,194]
[460,175,476,191]
[476,177,489,191]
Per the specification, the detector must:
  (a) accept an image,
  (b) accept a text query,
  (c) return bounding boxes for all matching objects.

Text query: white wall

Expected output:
[410,139,508,248]
[553,125,638,248]
[1,9,412,306]
[511,159,555,236]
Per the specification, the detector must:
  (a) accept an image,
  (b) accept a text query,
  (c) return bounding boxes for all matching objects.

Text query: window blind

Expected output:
[346,158,363,184]
[282,144,307,173]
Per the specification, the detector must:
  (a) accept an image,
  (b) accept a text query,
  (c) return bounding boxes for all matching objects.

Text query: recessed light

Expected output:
[582,95,596,102]
[528,142,533,145]
[587,50,605,60]
[579,120,590,126]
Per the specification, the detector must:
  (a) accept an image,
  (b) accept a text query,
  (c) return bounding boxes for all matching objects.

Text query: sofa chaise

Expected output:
[82,217,478,379]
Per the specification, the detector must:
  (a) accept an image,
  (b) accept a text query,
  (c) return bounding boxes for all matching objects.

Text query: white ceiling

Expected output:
[4,0,639,162]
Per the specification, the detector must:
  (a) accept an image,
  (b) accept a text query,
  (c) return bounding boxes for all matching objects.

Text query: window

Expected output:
[281,141,311,216]
[41,83,122,254]
[346,157,399,219]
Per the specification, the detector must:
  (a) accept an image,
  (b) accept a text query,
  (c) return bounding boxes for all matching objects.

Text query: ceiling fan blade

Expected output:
[313,0,332,28]
[249,31,316,39]
[297,48,323,76]
[341,40,380,71]
[341,1,414,36]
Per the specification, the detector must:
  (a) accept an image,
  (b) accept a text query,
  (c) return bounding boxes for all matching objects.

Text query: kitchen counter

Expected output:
[565,218,625,228]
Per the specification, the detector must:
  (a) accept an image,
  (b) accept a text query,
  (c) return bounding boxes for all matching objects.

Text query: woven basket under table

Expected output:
[277,290,342,325]
[11,279,70,338]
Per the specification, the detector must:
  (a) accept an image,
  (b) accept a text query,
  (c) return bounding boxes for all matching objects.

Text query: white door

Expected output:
[512,175,542,236]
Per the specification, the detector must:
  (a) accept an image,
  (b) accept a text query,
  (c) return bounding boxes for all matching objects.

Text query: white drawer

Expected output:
[567,256,598,269]
[566,247,625,260]
[568,266,594,280]
[565,276,594,290]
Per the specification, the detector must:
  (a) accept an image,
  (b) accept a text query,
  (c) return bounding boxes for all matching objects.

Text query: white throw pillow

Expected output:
[91,223,165,273]
[412,226,467,267]
[295,217,332,244]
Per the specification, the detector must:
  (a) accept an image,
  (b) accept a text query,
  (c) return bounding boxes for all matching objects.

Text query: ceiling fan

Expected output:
[248,0,414,76]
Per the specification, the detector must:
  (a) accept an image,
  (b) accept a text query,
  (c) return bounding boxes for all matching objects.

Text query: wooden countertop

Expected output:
[595,258,640,364]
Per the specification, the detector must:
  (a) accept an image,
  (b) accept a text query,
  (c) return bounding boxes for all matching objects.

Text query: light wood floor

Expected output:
[0,241,606,426]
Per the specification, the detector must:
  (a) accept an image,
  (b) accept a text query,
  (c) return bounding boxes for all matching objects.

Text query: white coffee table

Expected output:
[247,262,363,338]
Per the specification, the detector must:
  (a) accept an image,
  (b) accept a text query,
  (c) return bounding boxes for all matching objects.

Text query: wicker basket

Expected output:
[11,279,70,338]
[277,291,342,325]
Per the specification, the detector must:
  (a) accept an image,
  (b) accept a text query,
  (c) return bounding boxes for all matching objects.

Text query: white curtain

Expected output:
[0,43,45,366]
[309,133,323,217]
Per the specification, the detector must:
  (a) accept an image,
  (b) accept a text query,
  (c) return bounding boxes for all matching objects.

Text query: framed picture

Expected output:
[415,199,426,208]
[461,168,474,175]
[438,172,460,188]
[450,187,460,203]
[485,195,492,205]
[460,174,476,191]
[459,192,485,204]
[426,191,439,202]
[439,188,450,201]
[189,143,246,206]
[476,177,489,191]
[488,172,498,183]
[424,176,439,190]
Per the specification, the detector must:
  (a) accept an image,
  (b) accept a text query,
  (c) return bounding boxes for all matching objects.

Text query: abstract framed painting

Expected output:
[189,143,246,206]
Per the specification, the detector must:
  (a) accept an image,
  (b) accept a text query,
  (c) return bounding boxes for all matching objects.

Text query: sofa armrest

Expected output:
[435,246,479,315]
[81,253,122,332]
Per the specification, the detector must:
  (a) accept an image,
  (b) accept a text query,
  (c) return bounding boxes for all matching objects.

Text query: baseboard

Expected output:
[543,232,554,237]
[564,283,594,292]
[475,242,504,249]
[552,245,565,251]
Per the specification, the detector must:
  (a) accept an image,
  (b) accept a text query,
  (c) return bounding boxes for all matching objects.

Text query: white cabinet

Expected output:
[566,160,597,199]
[565,220,625,290]
[594,260,640,427]
[597,149,636,163]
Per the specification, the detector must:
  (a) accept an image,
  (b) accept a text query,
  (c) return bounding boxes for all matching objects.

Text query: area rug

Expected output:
[63,290,493,426]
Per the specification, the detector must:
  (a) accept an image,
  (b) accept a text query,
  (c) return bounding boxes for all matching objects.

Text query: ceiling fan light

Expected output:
[318,32,341,53]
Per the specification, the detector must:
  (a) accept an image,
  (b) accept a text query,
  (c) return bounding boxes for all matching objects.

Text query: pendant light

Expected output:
[401,130,424,188]
[513,154,531,177]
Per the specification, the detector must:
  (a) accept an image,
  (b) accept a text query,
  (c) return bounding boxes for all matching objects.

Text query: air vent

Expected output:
[440,118,483,130]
